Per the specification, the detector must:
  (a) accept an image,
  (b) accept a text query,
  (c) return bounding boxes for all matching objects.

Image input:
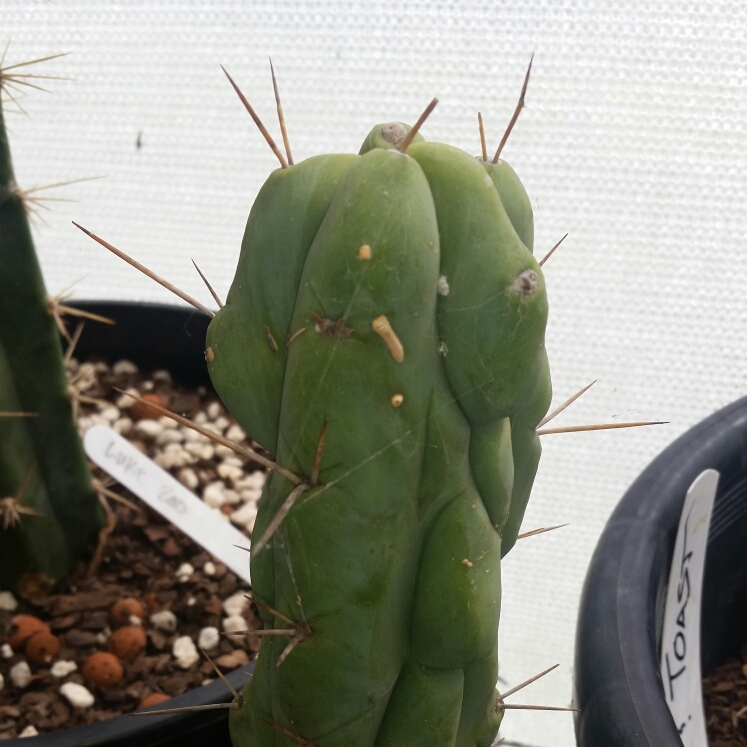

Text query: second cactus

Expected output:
[207,115,551,746]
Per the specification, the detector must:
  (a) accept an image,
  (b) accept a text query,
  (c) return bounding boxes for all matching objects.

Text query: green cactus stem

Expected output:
[207,111,551,747]
[0,57,102,590]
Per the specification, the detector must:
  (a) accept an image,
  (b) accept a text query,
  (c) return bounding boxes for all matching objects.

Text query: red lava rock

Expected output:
[109,598,145,628]
[220,505,234,516]
[109,625,147,660]
[139,693,170,709]
[25,631,61,664]
[83,651,124,688]
[161,538,180,557]
[8,615,51,650]
[130,393,168,421]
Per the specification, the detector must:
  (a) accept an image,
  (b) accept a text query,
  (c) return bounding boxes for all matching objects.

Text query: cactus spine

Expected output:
[207,103,550,745]
[0,59,102,590]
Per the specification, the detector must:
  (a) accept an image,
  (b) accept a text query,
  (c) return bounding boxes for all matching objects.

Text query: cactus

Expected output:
[206,99,551,745]
[0,55,103,590]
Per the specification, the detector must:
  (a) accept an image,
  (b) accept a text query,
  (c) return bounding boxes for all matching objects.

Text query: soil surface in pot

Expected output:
[0,356,266,739]
[703,642,747,745]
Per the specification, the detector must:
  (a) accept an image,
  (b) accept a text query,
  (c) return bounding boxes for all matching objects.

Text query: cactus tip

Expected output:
[539,233,568,267]
[477,111,488,162]
[269,57,294,166]
[191,259,224,308]
[492,53,534,164]
[399,97,438,153]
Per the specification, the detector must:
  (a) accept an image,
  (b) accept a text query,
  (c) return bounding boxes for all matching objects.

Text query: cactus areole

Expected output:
[207,121,551,747]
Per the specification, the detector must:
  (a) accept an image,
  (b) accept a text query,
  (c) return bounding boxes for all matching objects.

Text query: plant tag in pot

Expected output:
[84,424,252,584]
[660,468,718,746]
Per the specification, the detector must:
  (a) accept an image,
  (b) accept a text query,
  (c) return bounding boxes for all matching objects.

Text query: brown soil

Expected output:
[0,359,266,740]
[703,643,747,746]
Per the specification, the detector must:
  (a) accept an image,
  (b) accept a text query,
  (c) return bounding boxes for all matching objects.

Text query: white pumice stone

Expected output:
[0,673,4,692]
[222,592,249,617]
[173,636,199,669]
[206,402,222,421]
[222,489,241,506]
[187,597,196,607]
[175,563,194,583]
[240,489,262,505]
[203,561,216,576]
[141,380,154,392]
[223,615,249,643]
[0,591,18,611]
[226,424,247,443]
[203,481,226,508]
[150,610,178,632]
[112,417,133,435]
[135,419,163,439]
[177,468,199,490]
[60,681,95,708]
[19,725,39,737]
[129,615,142,626]
[183,427,206,443]
[1,643,12,659]
[112,360,138,376]
[157,428,184,445]
[152,369,172,384]
[230,502,258,530]
[213,416,230,432]
[215,444,235,459]
[198,626,220,650]
[116,388,140,408]
[157,416,174,428]
[218,463,244,483]
[10,661,32,689]
[245,472,267,490]
[50,660,78,678]
[99,406,120,422]
[194,411,208,425]
[201,678,214,686]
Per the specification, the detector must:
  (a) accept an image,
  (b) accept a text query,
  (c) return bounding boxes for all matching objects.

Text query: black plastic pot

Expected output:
[574,395,747,746]
[15,301,254,747]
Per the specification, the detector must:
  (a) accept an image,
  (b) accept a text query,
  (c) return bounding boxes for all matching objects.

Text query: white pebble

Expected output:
[0,591,18,611]
[99,406,120,423]
[194,411,208,425]
[223,489,241,505]
[116,388,139,409]
[218,463,244,483]
[198,626,220,650]
[141,380,154,391]
[215,444,235,459]
[226,424,246,443]
[206,402,222,421]
[172,636,200,669]
[203,561,216,576]
[157,428,184,445]
[240,488,262,505]
[150,610,178,632]
[112,360,138,376]
[94,361,110,374]
[178,468,199,490]
[222,592,249,617]
[0,673,3,692]
[223,615,248,643]
[176,563,194,583]
[19,725,39,737]
[214,416,230,432]
[152,369,172,384]
[1,643,12,659]
[183,427,207,443]
[10,661,32,689]
[96,630,109,645]
[184,442,215,461]
[60,681,95,708]
[240,472,266,491]
[135,419,163,439]
[203,481,226,508]
[154,448,193,469]
[230,502,258,531]
[50,660,78,678]
[113,417,133,435]
[187,597,196,606]
[130,615,142,626]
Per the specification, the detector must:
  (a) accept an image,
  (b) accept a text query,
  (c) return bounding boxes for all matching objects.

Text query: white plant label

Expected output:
[660,468,718,746]
[84,424,252,584]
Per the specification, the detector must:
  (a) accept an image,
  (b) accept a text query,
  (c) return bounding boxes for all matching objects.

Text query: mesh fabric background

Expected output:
[3,1,747,745]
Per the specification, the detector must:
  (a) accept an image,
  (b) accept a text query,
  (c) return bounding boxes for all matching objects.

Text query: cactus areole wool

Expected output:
[206,123,551,746]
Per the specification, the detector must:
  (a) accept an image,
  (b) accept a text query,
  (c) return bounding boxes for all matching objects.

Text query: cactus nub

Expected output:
[207,95,551,745]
